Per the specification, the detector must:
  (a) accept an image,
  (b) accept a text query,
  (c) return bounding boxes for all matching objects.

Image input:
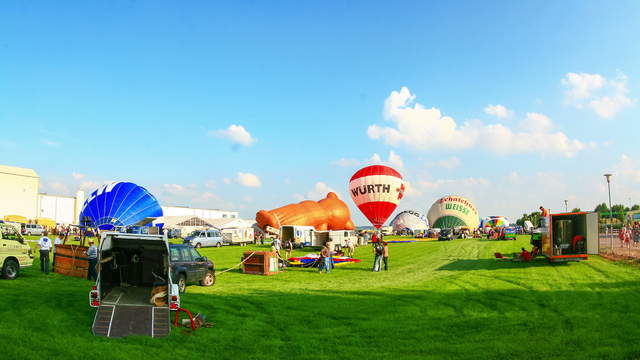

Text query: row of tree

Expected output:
[515,204,640,227]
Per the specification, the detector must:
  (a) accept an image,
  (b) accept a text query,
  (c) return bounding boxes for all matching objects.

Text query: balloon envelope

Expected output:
[79,182,163,230]
[390,210,429,233]
[481,216,510,228]
[349,165,404,228]
[427,195,480,229]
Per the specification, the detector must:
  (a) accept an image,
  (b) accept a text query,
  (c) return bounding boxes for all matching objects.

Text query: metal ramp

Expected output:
[92,305,170,338]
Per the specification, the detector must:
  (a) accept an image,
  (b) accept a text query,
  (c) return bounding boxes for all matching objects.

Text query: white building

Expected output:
[0,164,239,226]
[161,205,238,219]
[37,191,85,225]
[0,164,40,220]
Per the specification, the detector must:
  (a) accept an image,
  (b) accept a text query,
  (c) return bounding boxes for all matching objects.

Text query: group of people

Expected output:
[36,234,98,281]
[619,223,640,245]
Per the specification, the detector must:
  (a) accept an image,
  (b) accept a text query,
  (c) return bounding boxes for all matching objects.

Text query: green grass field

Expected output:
[2,236,640,360]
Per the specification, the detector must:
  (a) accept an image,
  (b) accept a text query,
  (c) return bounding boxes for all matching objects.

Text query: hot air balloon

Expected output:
[79,182,163,230]
[390,210,429,234]
[481,216,510,228]
[349,165,404,228]
[427,195,480,229]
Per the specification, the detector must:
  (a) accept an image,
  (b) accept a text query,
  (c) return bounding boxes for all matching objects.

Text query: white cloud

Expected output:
[562,72,634,119]
[367,87,587,157]
[305,182,341,200]
[437,156,461,169]
[331,158,362,167]
[369,153,382,163]
[72,172,85,180]
[332,151,404,169]
[562,72,606,101]
[79,181,102,191]
[236,172,262,188]
[614,154,640,183]
[204,180,216,189]
[484,104,513,119]
[42,140,60,147]
[222,178,231,185]
[211,124,256,146]
[163,184,185,195]
[388,150,404,169]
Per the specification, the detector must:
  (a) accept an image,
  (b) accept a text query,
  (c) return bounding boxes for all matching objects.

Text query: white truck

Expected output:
[222,227,255,246]
[89,232,180,338]
[280,225,357,250]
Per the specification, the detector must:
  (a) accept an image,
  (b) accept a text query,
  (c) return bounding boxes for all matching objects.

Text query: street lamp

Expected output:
[604,174,613,247]
[564,200,568,212]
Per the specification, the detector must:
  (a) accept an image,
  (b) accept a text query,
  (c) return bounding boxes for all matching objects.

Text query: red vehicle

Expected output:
[538,211,599,262]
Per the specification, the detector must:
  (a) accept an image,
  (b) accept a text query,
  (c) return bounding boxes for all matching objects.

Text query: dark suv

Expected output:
[169,244,215,293]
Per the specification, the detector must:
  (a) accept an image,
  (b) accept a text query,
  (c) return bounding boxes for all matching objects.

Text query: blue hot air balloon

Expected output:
[79,182,163,230]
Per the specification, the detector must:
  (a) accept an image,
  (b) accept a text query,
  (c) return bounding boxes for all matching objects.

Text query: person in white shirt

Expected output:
[38,235,52,274]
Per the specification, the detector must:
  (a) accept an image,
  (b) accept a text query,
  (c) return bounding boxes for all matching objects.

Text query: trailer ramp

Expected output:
[92,305,170,338]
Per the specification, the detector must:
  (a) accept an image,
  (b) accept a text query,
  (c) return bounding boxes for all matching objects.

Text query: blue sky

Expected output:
[1,1,639,225]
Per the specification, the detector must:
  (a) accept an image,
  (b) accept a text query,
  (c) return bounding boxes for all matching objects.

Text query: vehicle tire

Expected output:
[177,274,187,293]
[216,242,222,248]
[2,259,19,280]
[200,271,215,287]
[195,243,202,249]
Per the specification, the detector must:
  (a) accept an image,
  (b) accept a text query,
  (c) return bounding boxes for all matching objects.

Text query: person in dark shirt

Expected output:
[319,244,331,274]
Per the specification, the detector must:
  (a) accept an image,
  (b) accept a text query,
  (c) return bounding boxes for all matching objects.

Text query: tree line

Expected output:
[515,204,640,227]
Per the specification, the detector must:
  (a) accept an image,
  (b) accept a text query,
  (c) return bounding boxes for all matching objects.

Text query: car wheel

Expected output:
[200,271,215,287]
[177,274,187,293]
[216,242,222,248]
[195,243,202,249]
[2,259,19,280]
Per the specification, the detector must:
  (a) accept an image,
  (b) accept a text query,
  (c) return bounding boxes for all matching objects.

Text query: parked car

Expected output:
[1,224,34,279]
[183,228,224,248]
[166,228,182,239]
[22,224,44,236]
[438,228,454,241]
[169,244,215,293]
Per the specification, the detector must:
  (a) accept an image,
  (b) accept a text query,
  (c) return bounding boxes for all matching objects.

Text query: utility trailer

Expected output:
[534,211,599,262]
[89,232,180,338]
[222,227,255,246]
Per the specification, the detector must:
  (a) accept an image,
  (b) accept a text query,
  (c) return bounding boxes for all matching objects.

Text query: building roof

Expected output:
[0,164,39,178]
[156,215,254,229]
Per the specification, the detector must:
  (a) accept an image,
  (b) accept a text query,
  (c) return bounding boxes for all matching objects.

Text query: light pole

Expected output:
[564,200,568,212]
[604,174,613,249]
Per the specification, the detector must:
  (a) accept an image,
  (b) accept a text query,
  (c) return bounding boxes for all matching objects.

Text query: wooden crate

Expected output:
[54,244,89,278]
[242,251,280,276]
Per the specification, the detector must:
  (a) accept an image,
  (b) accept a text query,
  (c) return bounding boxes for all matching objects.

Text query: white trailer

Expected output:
[222,227,255,246]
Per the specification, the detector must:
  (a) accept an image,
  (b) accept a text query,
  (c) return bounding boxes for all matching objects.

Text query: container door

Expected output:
[586,212,599,254]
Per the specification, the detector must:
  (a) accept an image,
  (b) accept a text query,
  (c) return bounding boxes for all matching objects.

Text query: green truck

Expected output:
[0,223,34,279]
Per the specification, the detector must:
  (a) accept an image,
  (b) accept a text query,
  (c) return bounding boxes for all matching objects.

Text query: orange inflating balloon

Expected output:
[256,192,355,231]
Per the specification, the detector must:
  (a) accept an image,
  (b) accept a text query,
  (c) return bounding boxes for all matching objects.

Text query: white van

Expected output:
[184,228,224,248]
[23,224,44,236]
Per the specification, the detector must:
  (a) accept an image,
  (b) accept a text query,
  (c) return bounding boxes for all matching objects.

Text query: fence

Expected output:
[599,227,640,259]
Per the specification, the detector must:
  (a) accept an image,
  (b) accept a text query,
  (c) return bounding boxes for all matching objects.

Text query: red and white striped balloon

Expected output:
[349,165,405,228]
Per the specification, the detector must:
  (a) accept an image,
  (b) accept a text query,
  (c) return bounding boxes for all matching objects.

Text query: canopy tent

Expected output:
[4,215,27,224]
[35,217,56,228]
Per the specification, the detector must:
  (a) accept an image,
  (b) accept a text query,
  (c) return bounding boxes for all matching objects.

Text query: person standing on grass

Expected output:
[319,243,331,274]
[37,234,52,274]
[382,241,389,271]
[85,240,98,281]
[372,242,383,272]
[345,238,355,258]
[285,238,293,260]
